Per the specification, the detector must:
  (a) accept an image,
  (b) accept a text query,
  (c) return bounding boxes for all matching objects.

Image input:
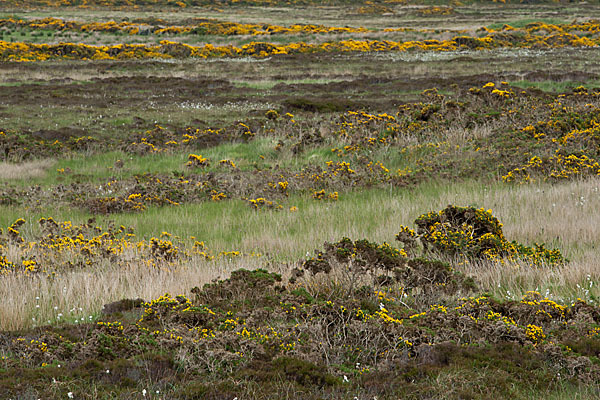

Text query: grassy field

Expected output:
[2,1,600,398]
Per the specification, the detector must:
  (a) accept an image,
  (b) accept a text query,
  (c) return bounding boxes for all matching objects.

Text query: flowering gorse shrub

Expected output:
[396,205,565,266]
[1,21,598,62]
[0,218,254,276]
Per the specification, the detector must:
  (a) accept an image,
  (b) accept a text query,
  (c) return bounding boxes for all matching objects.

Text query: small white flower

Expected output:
[106,369,110,374]
[68,392,74,399]
[343,375,349,383]
[379,303,385,311]
[142,389,146,397]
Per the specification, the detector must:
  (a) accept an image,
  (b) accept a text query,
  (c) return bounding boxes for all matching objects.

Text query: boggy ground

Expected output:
[2,2,600,399]
[1,45,600,134]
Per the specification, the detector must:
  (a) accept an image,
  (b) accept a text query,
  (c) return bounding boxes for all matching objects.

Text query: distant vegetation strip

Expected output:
[0,22,599,61]
[2,17,600,38]
[2,0,600,8]
[0,17,369,36]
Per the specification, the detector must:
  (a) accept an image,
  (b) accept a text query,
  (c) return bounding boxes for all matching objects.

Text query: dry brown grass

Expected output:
[0,159,55,180]
[0,254,268,331]
[443,122,494,144]
[463,255,600,303]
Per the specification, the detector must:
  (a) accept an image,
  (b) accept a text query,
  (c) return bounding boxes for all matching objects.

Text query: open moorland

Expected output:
[2,1,600,398]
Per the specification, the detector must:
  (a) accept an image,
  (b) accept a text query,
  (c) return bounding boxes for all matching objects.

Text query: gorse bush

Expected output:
[397,205,565,266]
[297,236,477,301]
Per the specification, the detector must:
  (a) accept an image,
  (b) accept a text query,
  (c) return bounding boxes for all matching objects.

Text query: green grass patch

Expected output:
[12,139,284,187]
[28,151,189,186]
[486,18,569,30]
[0,181,452,256]
[510,79,600,93]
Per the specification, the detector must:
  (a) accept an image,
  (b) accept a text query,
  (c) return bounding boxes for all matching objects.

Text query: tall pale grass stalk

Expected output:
[0,255,266,331]
[0,159,55,180]
[463,255,600,303]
